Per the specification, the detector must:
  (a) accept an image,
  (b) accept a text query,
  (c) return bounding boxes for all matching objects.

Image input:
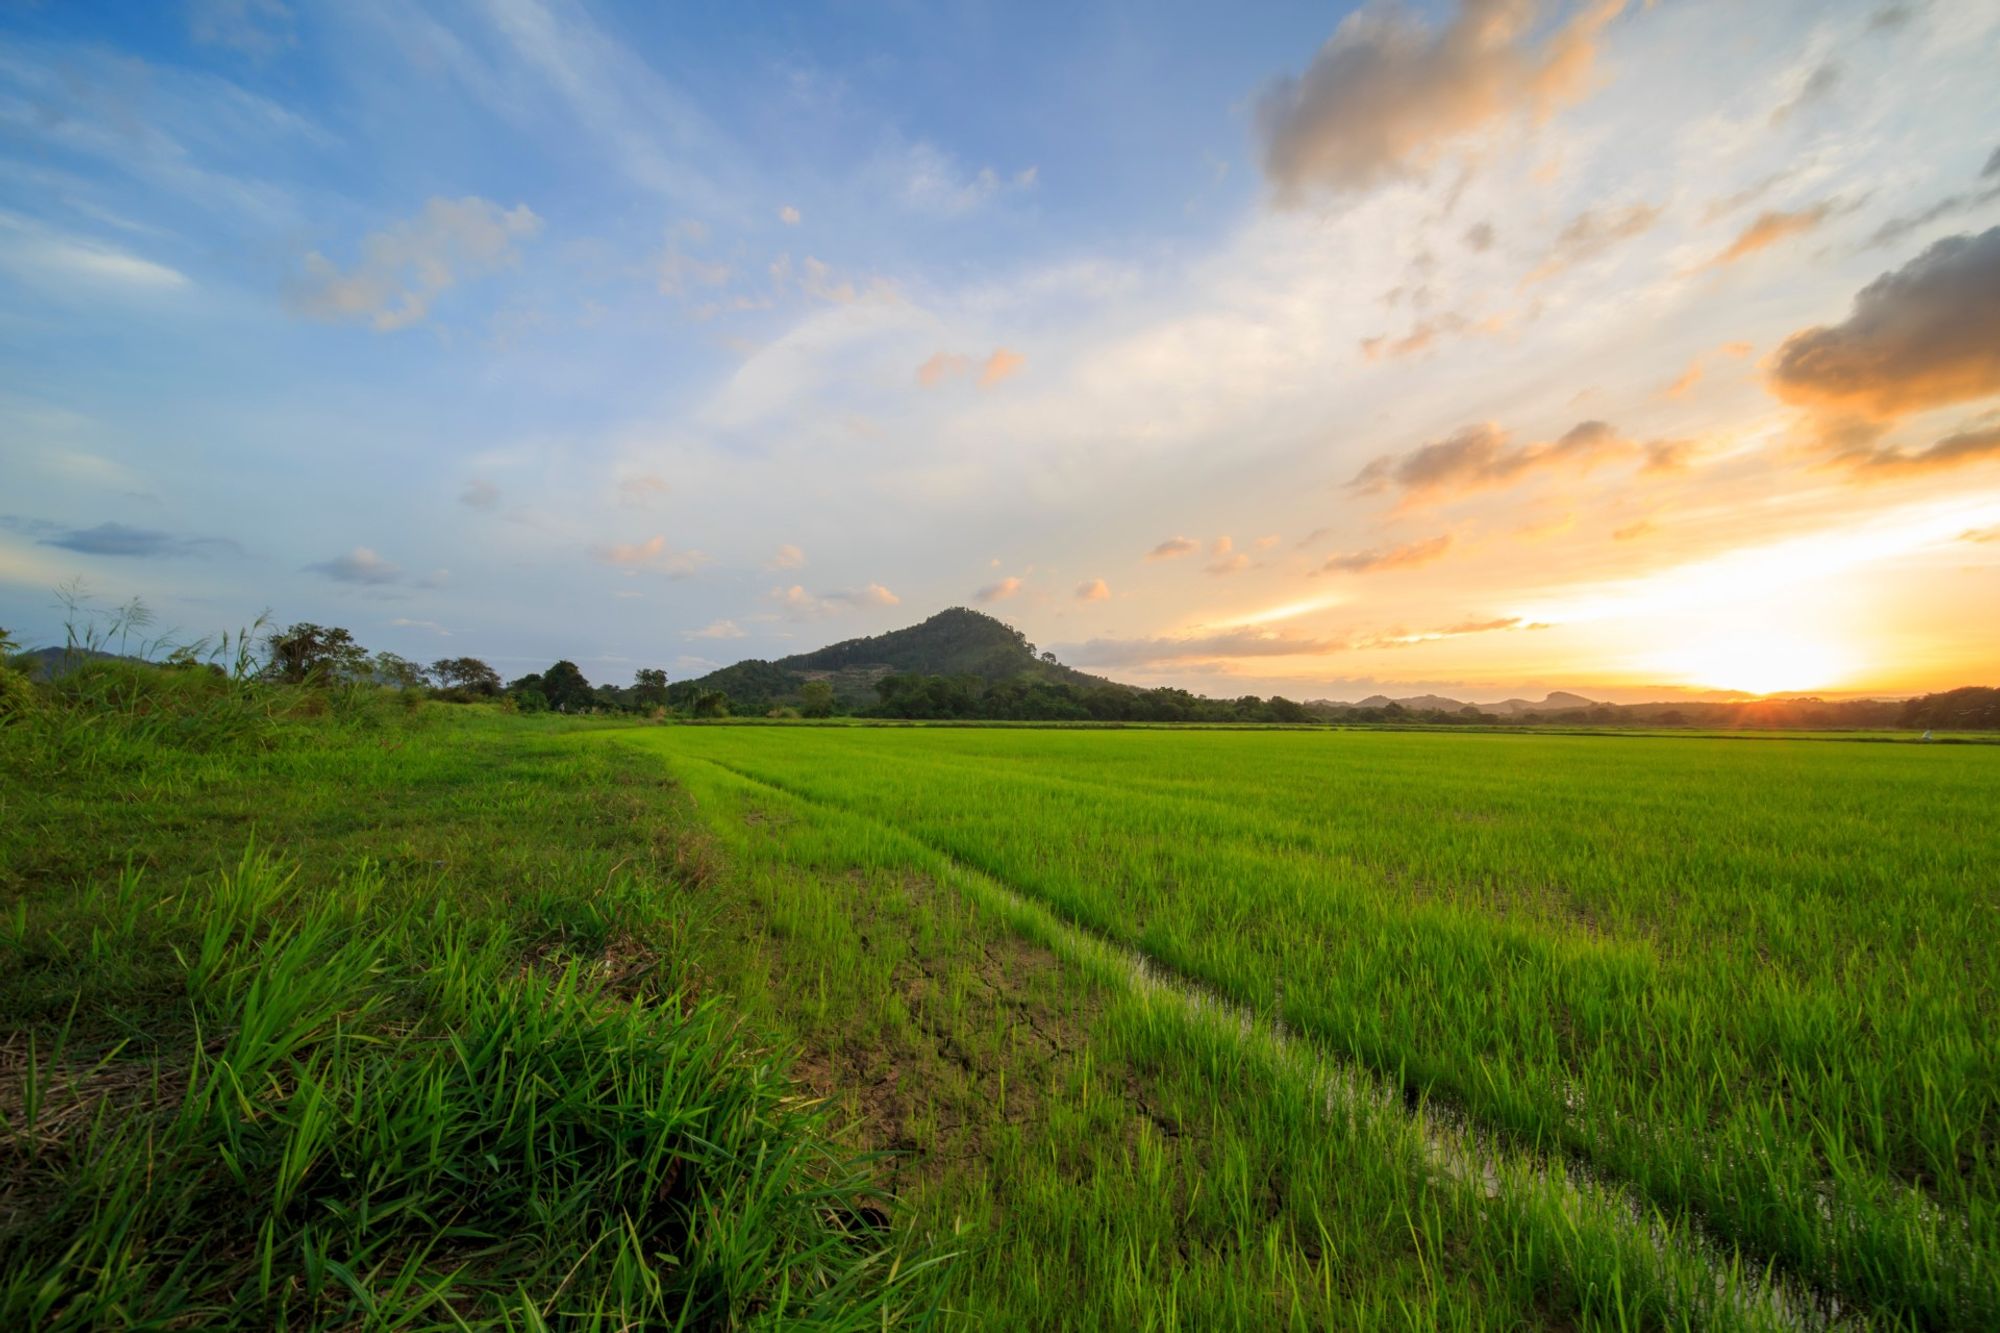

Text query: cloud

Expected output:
[460,479,500,510]
[1612,519,1656,541]
[617,474,670,507]
[1065,628,1352,667]
[656,241,730,297]
[898,143,1034,216]
[771,582,900,617]
[1464,220,1495,251]
[1642,438,1698,474]
[976,575,1023,602]
[778,204,801,225]
[979,347,1026,388]
[766,543,806,570]
[1148,536,1199,560]
[1662,340,1752,397]
[1865,150,2000,249]
[388,617,451,636]
[1317,533,1453,574]
[36,521,237,558]
[1664,359,1703,398]
[1203,535,1248,574]
[1076,578,1111,601]
[1525,202,1661,282]
[188,0,295,58]
[1770,60,1840,126]
[1842,424,2000,476]
[1360,311,1501,360]
[916,351,970,387]
[1962,524,2000,543]
[687,619,747,639]
[1351,419,1631,500]
[1769,227,2000,418]
[293,197,542,332]
[307,546,402,584]
[1358,615,1528,648]
[0,214,192,292]
[1697,202,1839,270]
[595,535,711,576]
[1256,0,1625,200]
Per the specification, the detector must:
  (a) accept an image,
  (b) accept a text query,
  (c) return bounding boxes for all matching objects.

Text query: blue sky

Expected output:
[4,0,1998,700]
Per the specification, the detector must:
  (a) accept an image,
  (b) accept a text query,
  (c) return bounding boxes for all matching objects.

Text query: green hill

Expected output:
[670,607,1118,710]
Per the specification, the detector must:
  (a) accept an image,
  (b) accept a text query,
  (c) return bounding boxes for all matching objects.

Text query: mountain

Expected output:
[1316,690,1603,714]
[672,608,1118,708]
[1486,691,1599,715]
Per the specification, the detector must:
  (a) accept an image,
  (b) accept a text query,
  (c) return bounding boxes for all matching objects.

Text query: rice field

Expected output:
[6,677,1995,1329]
[604,723,2000,1330]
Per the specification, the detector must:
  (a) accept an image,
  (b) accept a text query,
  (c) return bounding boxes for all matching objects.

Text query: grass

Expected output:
[0,661,951,1329]
[603,723,1999,1330]
[5,656,1993,1328]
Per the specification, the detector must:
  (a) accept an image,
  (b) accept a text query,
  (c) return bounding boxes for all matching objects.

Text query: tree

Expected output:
[263,623,370,685]
[539,660,594,713]
[692,689,730,718]
[799,680,835,718]
[633,667,669,707]
[431,656,501,696]
[373,651,429,689]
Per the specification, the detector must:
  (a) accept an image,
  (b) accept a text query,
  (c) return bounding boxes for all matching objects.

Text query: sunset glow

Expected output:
[1,1,1996,701]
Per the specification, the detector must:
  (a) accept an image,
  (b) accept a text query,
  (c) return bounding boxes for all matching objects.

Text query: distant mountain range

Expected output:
[1325,690,1601,715]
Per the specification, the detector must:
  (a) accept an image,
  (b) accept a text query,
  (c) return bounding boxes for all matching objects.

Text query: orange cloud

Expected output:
[596,535,710,576]
[1769,227,2000,419]
[1076,578,1111,601]
[1698,201,1838,269]
[1318,533,1453,574]
[1148,536,1199,559]
[976,575,1023,601]
[1352,420,1632,501]
[979,347,1025,387]
[916,352,970,386]
[1257,0,1625,200]
[1844,424,2000,477]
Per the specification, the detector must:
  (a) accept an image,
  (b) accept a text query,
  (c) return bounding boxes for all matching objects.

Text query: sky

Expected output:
[2,0,1998,704]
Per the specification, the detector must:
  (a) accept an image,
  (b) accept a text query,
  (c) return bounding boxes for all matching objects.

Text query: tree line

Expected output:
[48,617,1990,731]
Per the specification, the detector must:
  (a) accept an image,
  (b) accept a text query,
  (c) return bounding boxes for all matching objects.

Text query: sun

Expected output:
[1664,628,1856,697]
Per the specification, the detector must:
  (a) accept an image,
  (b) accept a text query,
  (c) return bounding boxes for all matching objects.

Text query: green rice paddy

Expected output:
[605,723,1999,1329]
[4,676,1994,1328]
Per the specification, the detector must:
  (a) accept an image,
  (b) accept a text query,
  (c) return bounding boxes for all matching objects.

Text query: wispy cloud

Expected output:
[595,535,711,576]
[770,582,900,617]
[292,196,541,332]
[1317,534,1453,574]
[1696,201,1842,270]
[1148,536,1199,560]
[35,521,237,558]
